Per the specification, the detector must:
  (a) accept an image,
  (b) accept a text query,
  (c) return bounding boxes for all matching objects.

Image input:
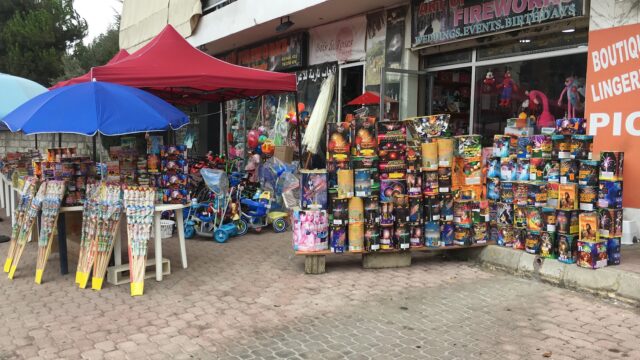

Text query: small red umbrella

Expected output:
[346,91,397,106]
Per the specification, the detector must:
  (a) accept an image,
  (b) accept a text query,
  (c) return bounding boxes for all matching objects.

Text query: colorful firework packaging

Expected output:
[598,208,623,238]
[539,231,556,259]
[578,160,599,186]
[559,159,578,184]
[528,182,548,207]
[516,159,530,181]
[487,178,500,201]
[514,182,529,206]
[453,201,473,226]
[122,186,154,295]
[337,169,354,198]
[406,171,422,196]
[393,194,410,224]
[421,171,439,197]
[556,210,579,234]
[556,118,586,135]
[424,221,440,247]
[330,225,347,253]
[546,182,560,208]
[529,158,546,181]
[542,208,557,232]
[499,181,514,204]
[438,167,452,193]
[607,238,621,266]
[353,117,377,157]
[497,225,515,247]
[380,202,394,226]
[462,158,482,185]
[301,170,328,210]
[440,195,454,221]
[440,221,454,246]
[406,146,421,171]
[408,197,422,224]
[513,228,527,250]
[526,207,544,231]
[500,156,517,181]
[570,135,593,160]
[579,186,598,211]
[552,135,571,159]
[348,222,364,252]
[530,135,552,158]
[558,183,578,210]
[557,234,577,263]
[330,196,349,225]
[348,197,364,223]
[597,181,623,209]
[493,135,511,157]
[377,121,406,144]
[497,203,513,226]
[381,179,406,203]
[599,151,624,181]
[327,123,351,161]
[354,169,373,197]
[421,141,438,170]
[35,180,66,284]
[487,157,501,178]
[326,158,350,189]
[517,136,531,159]
[364,223,380,251]
[525,231,541,254]
[409,114,450,139]
[380,227,394,249]
[514,205,527,228]
[455,135,482,158]
[437,138,454,167]
[473,222,488,244]
[423,196,441,222]
[454,226,472,246]
[394,223,411,249]
[577,241,608,269]
[579,212,599,243]
[544,160,560,182]
[456,185,484,202]
[410,225,423,247]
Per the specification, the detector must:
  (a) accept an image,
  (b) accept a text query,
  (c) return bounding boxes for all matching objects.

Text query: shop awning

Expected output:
[49,50,130,90]
[346,91,397,106]
[89,25,297,104]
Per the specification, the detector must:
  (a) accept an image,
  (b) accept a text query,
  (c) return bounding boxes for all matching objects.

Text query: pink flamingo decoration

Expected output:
[527,90,555,129]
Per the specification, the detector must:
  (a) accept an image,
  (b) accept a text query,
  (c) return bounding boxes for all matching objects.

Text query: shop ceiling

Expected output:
[193,0,406,54]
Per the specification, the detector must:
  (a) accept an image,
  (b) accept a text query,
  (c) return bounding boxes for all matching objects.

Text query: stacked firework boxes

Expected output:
[148,145,189,204]
[487,118,624,269]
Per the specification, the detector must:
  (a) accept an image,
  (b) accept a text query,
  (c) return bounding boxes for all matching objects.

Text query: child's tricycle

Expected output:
[240,190,289,233]
[183,169,248,243]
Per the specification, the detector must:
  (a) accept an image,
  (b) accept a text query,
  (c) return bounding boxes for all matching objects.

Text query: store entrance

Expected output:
[426,68,472,136]
[338,62,365,122]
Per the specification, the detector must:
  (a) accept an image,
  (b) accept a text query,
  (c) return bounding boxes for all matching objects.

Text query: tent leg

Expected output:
[34,134,38,149]
[58,133,62,147]
[294,92,302,166]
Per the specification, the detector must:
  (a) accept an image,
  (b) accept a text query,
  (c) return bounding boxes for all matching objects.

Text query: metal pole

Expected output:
[34,134,38,149]
[294,91,302,165]
[92,136,97,162]
[58,133,61,147]
[219,103,225,156]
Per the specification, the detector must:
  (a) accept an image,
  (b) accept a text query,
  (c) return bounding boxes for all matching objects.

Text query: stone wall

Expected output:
[0,132,94,158]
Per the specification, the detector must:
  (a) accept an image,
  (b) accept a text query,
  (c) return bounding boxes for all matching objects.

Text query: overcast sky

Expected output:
[74,0,123,44]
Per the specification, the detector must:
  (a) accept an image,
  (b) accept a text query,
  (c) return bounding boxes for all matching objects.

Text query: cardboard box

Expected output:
[274,145,294,163]
[577,241,608,269]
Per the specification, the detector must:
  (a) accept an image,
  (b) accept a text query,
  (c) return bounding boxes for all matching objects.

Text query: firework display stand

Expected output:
[292,108,624,275]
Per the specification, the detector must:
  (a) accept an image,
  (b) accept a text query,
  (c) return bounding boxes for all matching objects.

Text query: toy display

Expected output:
[558,77,583,119]
[497,69,518,107]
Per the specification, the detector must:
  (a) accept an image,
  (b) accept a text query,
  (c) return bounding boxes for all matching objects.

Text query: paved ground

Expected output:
[0,216,639,360]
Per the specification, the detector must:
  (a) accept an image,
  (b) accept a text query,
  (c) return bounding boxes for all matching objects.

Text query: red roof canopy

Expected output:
[90,25,297,104]
[50,49,130,90]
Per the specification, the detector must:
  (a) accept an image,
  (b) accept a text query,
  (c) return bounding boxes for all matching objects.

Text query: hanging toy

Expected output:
[258,134,267,144]
[298,102,305,113]
[481,70,495,94]
[261,139,275,156]
[558,76,583,119]
[286,111,297,125]
[526,90,555,129]
[497,69,518,107]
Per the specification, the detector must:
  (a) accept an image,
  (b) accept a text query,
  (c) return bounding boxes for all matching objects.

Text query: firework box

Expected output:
[496,202,513,226]
[352,155,379,170]
[349,222,365,252]
[377,121,406,144]
[423,195,441,222]
[528,182,548,207]
[330,225,347,253]
[380,227,394,250]
[499,181,514,204]
[497,225,515,247]
[408,196,422,224]
[597,208,623,238]
[410,225,423,247]
[542,208,557,232]
[559,159,578,184]
[422,171,439,197]
[353,117,377,157]
[579,212,599,243]
[380,202,394,226]
[493,135,511,157]
[530,135,552,158]
[462,157,483,185]
[406,171,422,196]
[301,170,328,210]
[526,206,544,231]
[327,123,351,161]
[424,221,441,247]
[579,186,598,211]
[578,160,599,186]
[556,210,579,234]
[381,179,406,202]
[500,156,517,182]
[455,135,482,158]
[409,114,450,139]
[330,195,349,225]
[393,194,410,224]
[395,223,411,249]
[440,221,454,246]
[525,230,541,254]
[437,138,454,167]
[437,166,453,193]
[489,224,499,242]
[539,231,557,258]
[557,234,577,263]
[545,160,560,182]
[504,126,534,137]
[512,228,526,250]
[529,158,546,181]
[597,181,623,209]
[514,205,527,228]
[516,136,531,159]
[326,159,350,190]
[292,209,329,252]
[607,238,621,265]
[547,182,559,208]
[512,182,528,206]
[599,151,624,181]
[406,146,421,171]
[558,183,578,210]
[364,222,380,251]
[455,185,484,202]
[556,118,586,135]
[552,134,571,159]
[487,157,501,178]
[364,194,379,213]
[577,241,608,269]
[515,159,530,181]
[440,194,454,221]
[570,135,593,160]
[354,169,374,197]
[454,226,472,246]
[487,178,500,201]
[337,169,354,198]
[453,201,473,226]
[348,197,364,224]
[421,141,438,170]
[473,222,488,244]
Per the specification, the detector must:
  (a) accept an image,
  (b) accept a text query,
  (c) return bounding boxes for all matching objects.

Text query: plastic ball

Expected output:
[258,135,267,144]
[247,135,258,149]
[261,141,275,156]
[297,102,305,112]
[254,146,262,155]
[247,130,259,139]
[258,126,267,134]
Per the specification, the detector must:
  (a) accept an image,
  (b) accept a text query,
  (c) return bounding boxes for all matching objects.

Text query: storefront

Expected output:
[412,0,589,143]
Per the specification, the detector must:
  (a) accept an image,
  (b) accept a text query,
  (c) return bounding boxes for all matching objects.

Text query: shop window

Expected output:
[427,69,472,135]
[473,53,587,145]
[476,30,588,61]
[423,49,472,68]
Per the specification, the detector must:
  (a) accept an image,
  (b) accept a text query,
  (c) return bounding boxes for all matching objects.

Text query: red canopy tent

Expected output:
[89,25,297,104]
[50,49,130,90]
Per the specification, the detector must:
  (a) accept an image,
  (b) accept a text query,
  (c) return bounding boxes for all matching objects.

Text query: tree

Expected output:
[0,0,87,86]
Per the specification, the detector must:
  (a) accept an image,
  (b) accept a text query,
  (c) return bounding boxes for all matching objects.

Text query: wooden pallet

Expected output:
[106,258,171,285]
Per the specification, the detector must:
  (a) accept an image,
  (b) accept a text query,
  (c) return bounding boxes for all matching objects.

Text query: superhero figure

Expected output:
[497,70,518,107]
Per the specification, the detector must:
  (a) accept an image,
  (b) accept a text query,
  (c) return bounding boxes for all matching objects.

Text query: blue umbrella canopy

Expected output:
[0,73,48,130]
[2,81,189,135]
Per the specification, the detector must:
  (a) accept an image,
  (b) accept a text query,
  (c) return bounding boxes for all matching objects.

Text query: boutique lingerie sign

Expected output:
[411,0,584,48]
[308,16,366,65]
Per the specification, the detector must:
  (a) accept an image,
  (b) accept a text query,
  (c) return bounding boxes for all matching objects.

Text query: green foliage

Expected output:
[0,0,87,86]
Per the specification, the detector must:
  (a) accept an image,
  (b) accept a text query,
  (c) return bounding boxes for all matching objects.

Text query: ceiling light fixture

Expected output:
[562,28,575,33]
[519,39,531,43]
[276,16,294,33]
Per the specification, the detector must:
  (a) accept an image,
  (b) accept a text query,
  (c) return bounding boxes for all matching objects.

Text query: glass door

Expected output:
[338,62,365,122]
[426,68,472,136]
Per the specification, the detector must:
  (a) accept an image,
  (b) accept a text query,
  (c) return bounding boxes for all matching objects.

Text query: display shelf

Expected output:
[295,241,492,256]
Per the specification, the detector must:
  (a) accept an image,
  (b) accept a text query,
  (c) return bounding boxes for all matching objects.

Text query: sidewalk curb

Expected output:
[475,245,640,305]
